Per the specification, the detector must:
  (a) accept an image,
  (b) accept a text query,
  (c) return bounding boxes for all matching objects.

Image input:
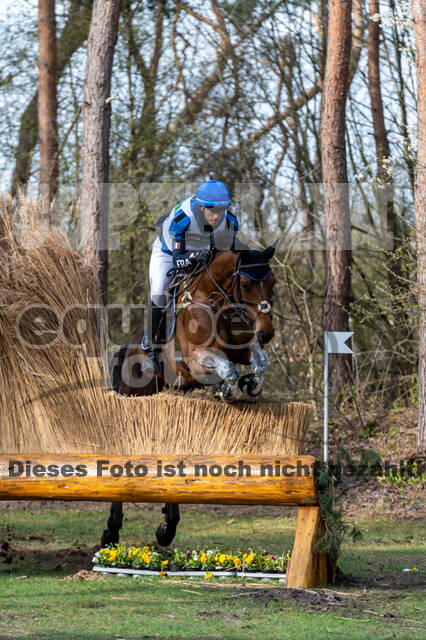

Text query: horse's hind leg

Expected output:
[155,503,180,546]
[101,502,123,547]
[110,343,129,393]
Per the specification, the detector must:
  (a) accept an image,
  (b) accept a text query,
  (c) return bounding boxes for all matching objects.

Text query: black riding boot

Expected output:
[142,302,165,376]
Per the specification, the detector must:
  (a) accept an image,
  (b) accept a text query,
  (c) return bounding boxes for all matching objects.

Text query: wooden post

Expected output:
[286,506,327,589]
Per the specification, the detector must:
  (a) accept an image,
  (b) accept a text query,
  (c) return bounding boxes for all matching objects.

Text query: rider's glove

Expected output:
[174,250,212,271]
[196,249,212,264]
[175,252,198,270]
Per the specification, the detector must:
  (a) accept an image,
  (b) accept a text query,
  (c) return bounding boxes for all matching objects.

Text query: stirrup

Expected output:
[141,331,150,352]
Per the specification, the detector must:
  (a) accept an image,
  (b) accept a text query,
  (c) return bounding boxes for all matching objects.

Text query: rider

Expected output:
[142,180,240,375]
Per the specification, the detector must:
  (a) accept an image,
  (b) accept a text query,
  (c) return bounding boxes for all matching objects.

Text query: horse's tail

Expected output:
[109,343,129,393]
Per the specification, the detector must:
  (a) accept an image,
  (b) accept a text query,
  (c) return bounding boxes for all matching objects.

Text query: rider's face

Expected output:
[201,206,226,228]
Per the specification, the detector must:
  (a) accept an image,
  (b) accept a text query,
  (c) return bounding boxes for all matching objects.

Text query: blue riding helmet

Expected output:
[194,180,231,208]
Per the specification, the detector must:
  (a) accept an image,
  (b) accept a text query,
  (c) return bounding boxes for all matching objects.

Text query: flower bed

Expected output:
[93,545,290,576]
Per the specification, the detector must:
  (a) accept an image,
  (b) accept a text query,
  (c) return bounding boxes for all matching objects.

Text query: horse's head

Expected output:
[189,245,276,351]
[233,246,276,346]
[205,245,276,346]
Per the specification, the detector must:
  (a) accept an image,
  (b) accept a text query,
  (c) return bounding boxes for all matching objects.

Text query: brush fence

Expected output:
[0,453,326,589]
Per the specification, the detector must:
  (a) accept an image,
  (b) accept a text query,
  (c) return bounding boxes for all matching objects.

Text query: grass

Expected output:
[0,504,424,639]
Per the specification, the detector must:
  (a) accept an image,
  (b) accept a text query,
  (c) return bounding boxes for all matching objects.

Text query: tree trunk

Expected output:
[38,0,58,215]
[412,0,426,452]
[349,0,366,82]
[79,0,121,305]
[368,1,411,385]
[11,0,92,196]
[321,0,353,396]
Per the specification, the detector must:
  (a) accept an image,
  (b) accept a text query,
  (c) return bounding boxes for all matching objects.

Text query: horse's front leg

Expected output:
[156,503,180,546]
[191,348,239,400]
[250,343,269,378]
[238,344,269,398]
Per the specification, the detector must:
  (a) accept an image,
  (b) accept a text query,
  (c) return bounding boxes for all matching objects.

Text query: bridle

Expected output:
[230,254,274,318]
[172,253,274,325]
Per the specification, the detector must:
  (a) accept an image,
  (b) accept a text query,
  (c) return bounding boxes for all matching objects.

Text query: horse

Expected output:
[102,246,276,548]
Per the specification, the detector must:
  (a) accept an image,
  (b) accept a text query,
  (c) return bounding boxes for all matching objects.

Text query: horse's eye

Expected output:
[242,282,251,291]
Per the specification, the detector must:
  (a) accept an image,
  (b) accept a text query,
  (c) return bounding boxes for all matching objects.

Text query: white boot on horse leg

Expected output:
[192,349,239,401]
[238,345,269,398]
[251,344,269,375]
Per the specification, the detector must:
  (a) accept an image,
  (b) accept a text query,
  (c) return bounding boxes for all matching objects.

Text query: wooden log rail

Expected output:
[0,454,327,588]
[0,454,317,504]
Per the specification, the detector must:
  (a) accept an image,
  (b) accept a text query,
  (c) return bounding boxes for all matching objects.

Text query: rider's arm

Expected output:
[169,211,198,270]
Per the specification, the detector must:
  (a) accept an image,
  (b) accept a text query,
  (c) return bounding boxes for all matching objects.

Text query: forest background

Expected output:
[0,0,424,451]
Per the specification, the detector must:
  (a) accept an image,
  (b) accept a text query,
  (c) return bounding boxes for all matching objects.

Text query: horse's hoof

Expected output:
[156,523,177,546]
[212,382,236,401]
[101,529,119,547]
[238,373,263,397]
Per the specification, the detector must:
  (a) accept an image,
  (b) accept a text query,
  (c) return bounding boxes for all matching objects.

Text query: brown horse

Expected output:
[113,246,276,400]
[102,247,276,548]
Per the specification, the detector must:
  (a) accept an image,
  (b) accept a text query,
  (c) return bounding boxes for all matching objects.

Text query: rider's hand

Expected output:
[174,250,211,271]
[175,252,198,270]
[196,249,212,264]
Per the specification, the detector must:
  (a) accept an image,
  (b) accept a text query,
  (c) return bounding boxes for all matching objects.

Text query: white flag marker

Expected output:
[325,331,354,355]
[324,331,354,464]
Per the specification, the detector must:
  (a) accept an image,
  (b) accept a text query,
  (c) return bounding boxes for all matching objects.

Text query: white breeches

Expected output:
[149,238,174,306]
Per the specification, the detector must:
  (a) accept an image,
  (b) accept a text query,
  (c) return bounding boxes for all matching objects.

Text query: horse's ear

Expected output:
[263,245,276,261]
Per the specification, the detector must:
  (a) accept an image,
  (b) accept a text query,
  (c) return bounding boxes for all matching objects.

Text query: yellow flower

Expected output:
[234,557,242,567]
[246,553,255,564]
[142,546,150,553]
[219,554,226,564]
[161,560,169,566]
[108,549,118,562]
[410,567,418,573]
[142,553,151,564]
[204,572,213,579]
[200,553,207,563]
[160,570,166,577]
